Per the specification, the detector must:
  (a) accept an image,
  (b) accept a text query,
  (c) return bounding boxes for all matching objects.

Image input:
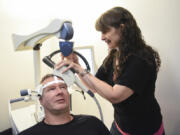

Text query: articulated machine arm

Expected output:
[12,19,73,51]
[12,19,74,86]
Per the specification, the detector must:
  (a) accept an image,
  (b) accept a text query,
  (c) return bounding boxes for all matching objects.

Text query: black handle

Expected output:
[42,56,55,69]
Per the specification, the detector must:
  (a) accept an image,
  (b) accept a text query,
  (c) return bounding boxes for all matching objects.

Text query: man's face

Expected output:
[40,76,70,114]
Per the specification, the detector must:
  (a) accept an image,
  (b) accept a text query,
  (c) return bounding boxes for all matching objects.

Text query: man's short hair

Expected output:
[40,74,64,84]
[40,74,54,83]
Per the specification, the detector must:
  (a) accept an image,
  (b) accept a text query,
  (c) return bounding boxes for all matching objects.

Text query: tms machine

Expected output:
[9,19,103,135]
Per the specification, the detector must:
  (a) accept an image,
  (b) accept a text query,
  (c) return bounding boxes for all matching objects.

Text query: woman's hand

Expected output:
[55,53,84,74]
[56,52,96,93]
[60,52,79,65]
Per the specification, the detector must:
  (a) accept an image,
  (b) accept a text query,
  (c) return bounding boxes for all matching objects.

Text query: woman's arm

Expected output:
[55,60,134,104]
[80,71,134,104]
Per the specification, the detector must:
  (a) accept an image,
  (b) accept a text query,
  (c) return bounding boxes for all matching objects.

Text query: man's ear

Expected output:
[39,97,43,105]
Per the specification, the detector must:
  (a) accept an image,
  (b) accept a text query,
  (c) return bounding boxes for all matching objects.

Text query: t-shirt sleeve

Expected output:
[116,56,154,95]
[95,65,107,81]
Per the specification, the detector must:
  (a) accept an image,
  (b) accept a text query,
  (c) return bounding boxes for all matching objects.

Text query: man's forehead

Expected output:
[42,76,66,89]
[43,76,64,84]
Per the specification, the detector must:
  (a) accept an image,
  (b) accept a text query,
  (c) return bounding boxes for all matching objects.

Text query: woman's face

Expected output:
[101,26,121,49]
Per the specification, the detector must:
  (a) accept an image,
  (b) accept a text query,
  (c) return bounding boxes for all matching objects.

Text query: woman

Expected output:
[56,7,165,135]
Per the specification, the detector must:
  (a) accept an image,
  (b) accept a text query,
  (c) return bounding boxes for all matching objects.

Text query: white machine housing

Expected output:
[12,19,72,51]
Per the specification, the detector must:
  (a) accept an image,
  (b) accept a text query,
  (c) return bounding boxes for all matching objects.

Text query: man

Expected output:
[19,74,111,135]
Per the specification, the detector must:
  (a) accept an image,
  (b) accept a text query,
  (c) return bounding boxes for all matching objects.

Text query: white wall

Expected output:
[0,0,180,134]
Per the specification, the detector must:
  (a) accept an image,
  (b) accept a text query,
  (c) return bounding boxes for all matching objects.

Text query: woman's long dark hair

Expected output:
[95,7,161,77]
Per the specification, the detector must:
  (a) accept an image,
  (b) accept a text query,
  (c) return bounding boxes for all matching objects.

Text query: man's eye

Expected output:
[47,87,56,91]
[60,86,65,89]
[59,85,67,90]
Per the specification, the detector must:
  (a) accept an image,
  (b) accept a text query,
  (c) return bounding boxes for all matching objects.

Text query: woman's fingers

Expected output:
[61,63,74,73]
[55,57,82,74]
[72,53,79,64]
[55,60,76,73]
[66,53,74,60]
[61,53,79,64]
[55,61,63,69]
[60,53,64,60]
[55,60,70,70]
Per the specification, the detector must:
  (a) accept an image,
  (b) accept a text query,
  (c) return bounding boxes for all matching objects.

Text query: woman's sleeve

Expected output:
[95,65,107,81]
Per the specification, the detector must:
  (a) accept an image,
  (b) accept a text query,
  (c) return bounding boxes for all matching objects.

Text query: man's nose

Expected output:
[56,87,63,94]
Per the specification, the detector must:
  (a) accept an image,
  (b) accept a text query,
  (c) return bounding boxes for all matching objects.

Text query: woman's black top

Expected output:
[96,55,162,134]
